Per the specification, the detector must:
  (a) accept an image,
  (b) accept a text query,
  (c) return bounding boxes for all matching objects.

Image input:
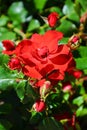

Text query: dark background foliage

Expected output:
[0,0,87,130]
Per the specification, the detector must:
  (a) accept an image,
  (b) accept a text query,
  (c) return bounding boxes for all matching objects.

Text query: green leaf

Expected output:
[0,27,8,33]
[34,0,47,10]
[75,57,87,69]
[63,0,73,15]
[25,83,38,100]
[73,96,84,106]
[0,31,16,41]
[74,46,87,58]
[56,20,76,36]
[59,37,69,45]
[27,19,40,32]
[62,0,79,22]
[14,80,26,101]
[50,7,63,16]
[7,2,28,23]
[30,111,42,125]
[76,106,87,117]
[76,105,83,117]
[0,54,9,65]
[77,0,87,11]
[0,120,12,130]
[0,16,9,27]
[38,117,64,130]
[0,66,17,90]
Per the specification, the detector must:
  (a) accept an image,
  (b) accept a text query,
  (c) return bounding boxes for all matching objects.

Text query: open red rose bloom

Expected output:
[2,30,75,86]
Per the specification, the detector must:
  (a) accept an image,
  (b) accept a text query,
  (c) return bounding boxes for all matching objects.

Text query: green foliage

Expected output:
[0,120,12,130]
[63,0,79,22]
[75,57,87,69]
[0,0,87,130]
[59,37,69,45]
[0,103,12,115]
[38,117,64,130]
[7,2,28,24]
[73,96,84,106]
[0,31,16,41]
[14,80,26,101]
[30,111,42,125]
[77,0,87,11]
[0,16,9,27]
[56,19,77,36]
[27,19,40,32]
[34,0,47,11]
[0,66,17,90]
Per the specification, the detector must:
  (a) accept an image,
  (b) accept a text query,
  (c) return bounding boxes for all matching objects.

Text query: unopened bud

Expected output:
[62,81,72,92]
[40,81,52,97]
[71,70,83,79]
[2,40,15,51]
[67,35,81,50]
[33,100,46,112]
[8,57,21,70]
[48,12,59,27]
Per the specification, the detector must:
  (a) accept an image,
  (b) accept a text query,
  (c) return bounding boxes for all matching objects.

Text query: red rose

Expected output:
[8,57,21,70]
[48,12,59,27]
[10,30,75,81]
[2,40,15,55]
[33,100,46,112]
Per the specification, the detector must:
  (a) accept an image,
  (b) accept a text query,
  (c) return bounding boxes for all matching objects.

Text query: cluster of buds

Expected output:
[32,80,52,112]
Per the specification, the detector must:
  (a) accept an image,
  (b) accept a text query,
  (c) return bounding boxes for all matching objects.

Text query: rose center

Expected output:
[37,46,49,58]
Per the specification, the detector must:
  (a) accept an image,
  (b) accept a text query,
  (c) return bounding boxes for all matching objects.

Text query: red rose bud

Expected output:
[62,81,72,92]
[8,57,21,70]
[33,100,46,112]
[71,70,83,79]
[2,40,15,51]
[67,35,81,50]
[48,12,59,27]
[40,80,52,97]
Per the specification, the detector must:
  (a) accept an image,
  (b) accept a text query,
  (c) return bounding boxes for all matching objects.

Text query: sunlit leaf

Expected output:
[0,31,16,41]
[62,0,79,22]
[8,2,28,23]
[0,16,9,27]
[27,19,40,32]
[75,57,87,69]
[34,0,47,10]
[56,20,76,36]
[73,96,84,106]
[59,37,69,45]
[14,80,26,101]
